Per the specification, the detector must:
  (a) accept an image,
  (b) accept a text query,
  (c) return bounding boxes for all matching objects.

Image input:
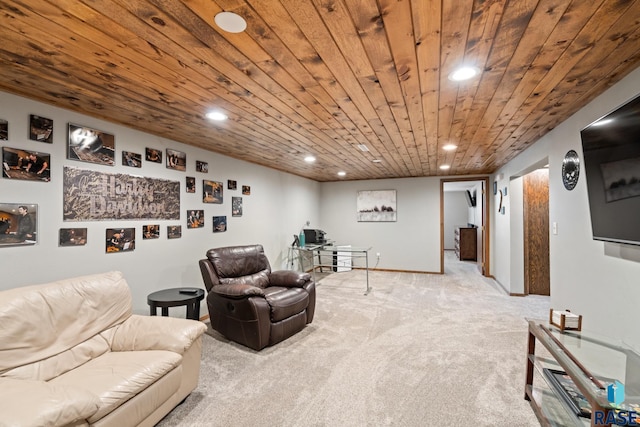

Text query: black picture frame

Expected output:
[29,114,53,143]
[228,179,237,190]
[0,118,8,140]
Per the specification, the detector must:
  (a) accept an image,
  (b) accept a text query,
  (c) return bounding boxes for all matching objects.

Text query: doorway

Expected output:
[523,169,550,295]
[440,177,491,277]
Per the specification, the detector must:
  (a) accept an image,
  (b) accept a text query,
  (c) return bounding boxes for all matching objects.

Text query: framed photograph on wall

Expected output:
[145,147,162,163]
[195,160,208,173]
[187,210,204,229]
[0,118,8,140]
[105,228,135,253]
[203,180,223,204]
[242,185,251,195]
[213,216,227,232]
[2,147,51,182]
[228,179,237,190]
[232,197,242,217]
[143,224,160,239]
[29,115,53,143]
[0,203,38,247]
[166,148,186,171]
[186,176,196,193]
[68,123,115,166]
[167,225,182,239]
[122,151,141,168]
[59,228,87,246]
[357,190,397,222]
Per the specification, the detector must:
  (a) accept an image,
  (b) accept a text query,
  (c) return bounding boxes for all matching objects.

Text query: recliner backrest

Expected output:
[205,244,272,289]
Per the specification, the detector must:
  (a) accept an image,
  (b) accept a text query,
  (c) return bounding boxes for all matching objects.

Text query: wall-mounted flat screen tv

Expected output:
[580,93,640,246]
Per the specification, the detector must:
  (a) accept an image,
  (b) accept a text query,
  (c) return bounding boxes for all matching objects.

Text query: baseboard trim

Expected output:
[353,267,441,275]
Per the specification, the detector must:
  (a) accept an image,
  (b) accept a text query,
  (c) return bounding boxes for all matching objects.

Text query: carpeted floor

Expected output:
[157,252,548,426]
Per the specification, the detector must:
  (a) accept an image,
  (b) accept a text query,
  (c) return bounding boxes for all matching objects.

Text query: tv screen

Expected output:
[580,93,640,246]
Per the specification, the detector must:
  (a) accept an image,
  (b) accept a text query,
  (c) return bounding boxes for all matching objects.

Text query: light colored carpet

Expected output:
[157,252,548,426]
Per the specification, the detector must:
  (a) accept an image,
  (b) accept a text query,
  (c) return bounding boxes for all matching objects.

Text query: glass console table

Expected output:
[293,243,372,295]
[525,320,640,426]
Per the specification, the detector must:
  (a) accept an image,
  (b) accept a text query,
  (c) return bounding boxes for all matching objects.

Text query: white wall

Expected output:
[319,177,441,272]
[491,67,640,348]
[443,191,468,250]
[0,91,320,316]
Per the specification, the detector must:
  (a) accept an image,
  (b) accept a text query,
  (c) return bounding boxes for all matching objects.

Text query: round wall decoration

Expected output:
[562,150,580,190]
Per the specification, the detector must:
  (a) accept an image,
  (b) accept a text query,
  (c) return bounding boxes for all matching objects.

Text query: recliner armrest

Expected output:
[211,283,265,298]
[270,270,312,288]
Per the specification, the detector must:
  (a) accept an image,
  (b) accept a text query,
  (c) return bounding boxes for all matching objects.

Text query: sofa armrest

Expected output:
[0,378,99,427]
[270,270,312,288]
[211,283,265,298]
[110,314,207,354]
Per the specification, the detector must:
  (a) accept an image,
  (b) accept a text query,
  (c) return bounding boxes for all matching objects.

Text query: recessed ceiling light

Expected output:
[214,12,247,33]
[442,144,457,151]
[304,155,316,163]
[439,164,451,170]
[337,171,346,177]
[448,66,480,82]
[206,111,228,121]
[372,159,382,163]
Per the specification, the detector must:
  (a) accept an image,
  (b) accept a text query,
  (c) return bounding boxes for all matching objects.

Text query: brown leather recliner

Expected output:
[199,244,316,351]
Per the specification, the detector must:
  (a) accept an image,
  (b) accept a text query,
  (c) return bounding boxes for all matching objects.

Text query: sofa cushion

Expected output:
[0,271,131,374]
[0,377,100,427]
[263,286,309,322]
[50,350,181,423]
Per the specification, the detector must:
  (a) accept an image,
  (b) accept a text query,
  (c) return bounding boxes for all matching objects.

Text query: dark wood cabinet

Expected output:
[454,227,477,261]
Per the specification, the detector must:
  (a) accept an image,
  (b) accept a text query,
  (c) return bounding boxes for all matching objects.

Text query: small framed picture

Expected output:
[145,147,162,163]
[0,118,8,140]
[143,224,160,239]
[59,228,87,246]
[29,115,53,143]
[232,197,242,217]
[68,123,115,166]
[228,179,237,190]
[203,180,223,204]
[213,216,227,232]
[196,160,208,173]
[186,176,196,193]
[493,181,497,195]
[122,151,142,168]
[2,147,51,182]
[187,210,204,228]
[0,203,38,247]
[167,225,182,239]
[106,228,135,253]
[242,185,251,195]
[166,148,186,171]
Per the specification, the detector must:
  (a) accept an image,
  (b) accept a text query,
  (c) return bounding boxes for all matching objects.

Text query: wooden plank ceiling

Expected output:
[1,0,639,182]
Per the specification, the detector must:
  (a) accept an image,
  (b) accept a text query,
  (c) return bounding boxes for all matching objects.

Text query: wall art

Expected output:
[106,228,135,253]
[2,147,51,181]
[232,197,242,217]
[0,203,37,247]
[187,210,204,228]
[122,151,141,168]
[0,118,7,140]
[356,190,397,222]
[203,180,223,204]
[29,115,53,143]
[59,228,87,246]
[195,160,208,173]
[167,225,182,239]
[166,148,186,171]
[145,147,162,163]
[186,176,196,193]
[213,216,227,232]
[68,123,115,166]
[62,166,180,221]
[242,185,251,195]
[143,224,160,239]
[228,179,237,190]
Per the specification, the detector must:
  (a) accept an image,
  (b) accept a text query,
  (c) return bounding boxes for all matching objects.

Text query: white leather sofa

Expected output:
[0,271,208,427]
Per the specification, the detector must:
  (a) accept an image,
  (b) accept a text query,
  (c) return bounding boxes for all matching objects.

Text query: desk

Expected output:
[294,244,372,295]
[147,288,205,320]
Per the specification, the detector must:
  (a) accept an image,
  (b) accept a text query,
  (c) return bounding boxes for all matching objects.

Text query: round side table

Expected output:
[147,288,205,320]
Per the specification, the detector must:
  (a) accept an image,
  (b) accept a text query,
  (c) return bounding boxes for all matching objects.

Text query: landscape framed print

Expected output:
[0,203,38,247]
[68,123,115,166]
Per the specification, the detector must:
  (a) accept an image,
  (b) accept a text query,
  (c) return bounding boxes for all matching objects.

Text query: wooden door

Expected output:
[524,169,550,295]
